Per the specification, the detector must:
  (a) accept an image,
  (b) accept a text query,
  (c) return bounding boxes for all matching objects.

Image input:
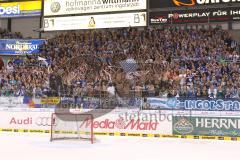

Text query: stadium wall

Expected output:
[11,17,40,38]
[0,19,8,30]
[0,108,240,141]
[0,18,41,38]
[229,29,240,42]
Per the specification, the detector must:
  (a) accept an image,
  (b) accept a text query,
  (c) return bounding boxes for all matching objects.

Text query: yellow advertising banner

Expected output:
[0,1,41,18]
[40,97,60,105]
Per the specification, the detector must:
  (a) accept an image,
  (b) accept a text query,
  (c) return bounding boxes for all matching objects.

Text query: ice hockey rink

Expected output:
[1,132,240,160]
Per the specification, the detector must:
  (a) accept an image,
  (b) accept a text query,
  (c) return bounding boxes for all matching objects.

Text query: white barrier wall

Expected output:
[0,111,51,130]
[0,109,173,135]
[1,109,240,138]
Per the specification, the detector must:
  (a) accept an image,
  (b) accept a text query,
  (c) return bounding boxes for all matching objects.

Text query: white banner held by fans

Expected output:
[44,0,147,16]
[0,97,26,108]
[43,12,147,31]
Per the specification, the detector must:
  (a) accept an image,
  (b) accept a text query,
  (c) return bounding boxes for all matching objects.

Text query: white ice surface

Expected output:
[0,132,240,160]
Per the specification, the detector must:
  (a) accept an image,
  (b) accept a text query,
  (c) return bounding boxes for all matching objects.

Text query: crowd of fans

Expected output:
[0,28,23,39]
[0,26,240,99]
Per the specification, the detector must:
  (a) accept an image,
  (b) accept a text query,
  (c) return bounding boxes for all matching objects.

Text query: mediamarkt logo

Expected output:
[172,0,240,6]
[80,118,159,130]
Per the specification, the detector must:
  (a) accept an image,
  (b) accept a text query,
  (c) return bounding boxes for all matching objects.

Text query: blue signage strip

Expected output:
[0,39,45,55]
[147,98,240,111]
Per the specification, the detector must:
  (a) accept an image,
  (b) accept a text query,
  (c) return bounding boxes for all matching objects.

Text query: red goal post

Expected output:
[50,113,94,144]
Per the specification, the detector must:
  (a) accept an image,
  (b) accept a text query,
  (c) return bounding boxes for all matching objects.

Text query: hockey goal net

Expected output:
[50,113,94,144]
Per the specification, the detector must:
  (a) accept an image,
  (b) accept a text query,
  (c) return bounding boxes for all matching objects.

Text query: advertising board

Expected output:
[44,0,147,16]
[0,110,172,134]
[1,109,240,140]
[150,8,240,24]
[147,97,240,111]
[0,1,41,18]
[40,97,60,105]
[173,116,240,137]
[150,0,240,8]
[43,12,147,31]
[0,39,45,55]
[0,97,25,108]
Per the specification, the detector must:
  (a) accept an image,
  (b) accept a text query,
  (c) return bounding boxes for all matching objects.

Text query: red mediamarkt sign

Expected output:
[8,116,160,131]
[80,118,159,131]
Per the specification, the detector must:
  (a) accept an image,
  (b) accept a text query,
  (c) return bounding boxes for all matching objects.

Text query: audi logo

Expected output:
[35,117,56,126]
